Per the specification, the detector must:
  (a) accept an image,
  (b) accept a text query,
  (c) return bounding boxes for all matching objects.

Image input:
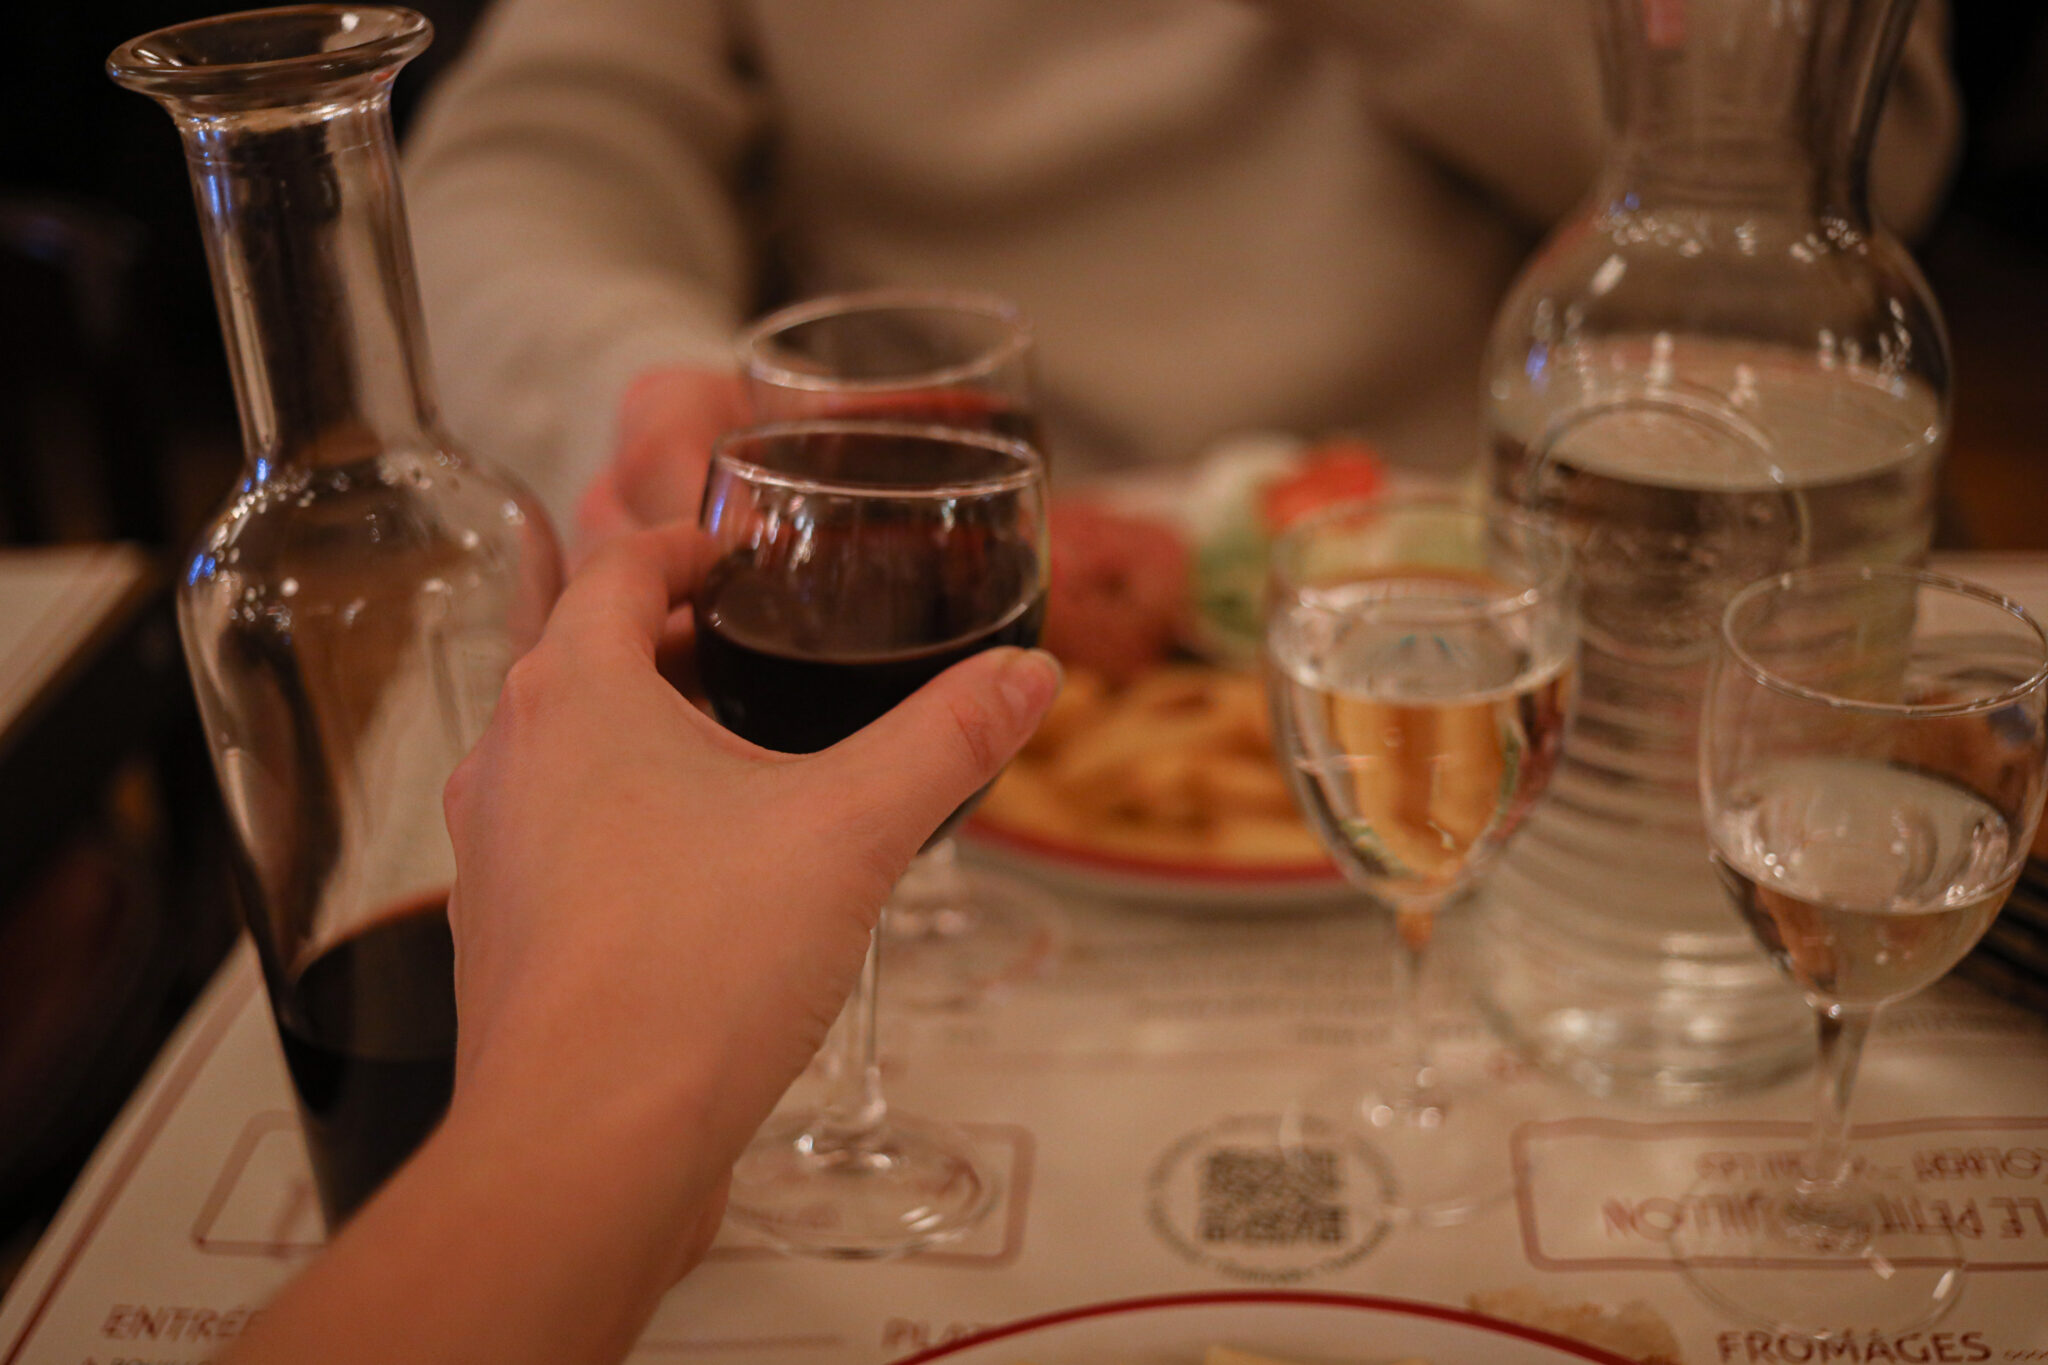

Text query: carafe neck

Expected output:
[1594,0,1919,222]
[111,9,442,479]
[180,91,440,477]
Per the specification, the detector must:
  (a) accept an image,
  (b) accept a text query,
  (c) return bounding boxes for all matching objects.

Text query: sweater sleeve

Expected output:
[403,0,763,524]
[1256,0,1959,237]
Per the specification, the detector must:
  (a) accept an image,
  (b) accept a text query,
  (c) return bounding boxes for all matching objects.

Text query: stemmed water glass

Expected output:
[736,288,1058,1006]
[694,420,1049,1256]
[1672,565,2048,1335]
[1265,496,1578,1224]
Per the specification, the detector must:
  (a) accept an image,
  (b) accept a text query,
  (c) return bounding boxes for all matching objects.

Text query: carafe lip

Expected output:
[107,5,429,100]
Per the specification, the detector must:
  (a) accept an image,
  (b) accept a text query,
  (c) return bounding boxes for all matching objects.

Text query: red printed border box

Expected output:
[1511,1116,2048,1272]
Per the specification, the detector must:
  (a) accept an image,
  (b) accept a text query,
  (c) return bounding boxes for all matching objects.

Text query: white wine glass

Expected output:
[1672,565,2048,1335]
[1266,496,1578,1224]
[736,288,1057,1007]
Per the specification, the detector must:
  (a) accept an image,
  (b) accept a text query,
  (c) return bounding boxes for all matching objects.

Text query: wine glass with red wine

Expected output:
[695,420,1048,1257]
[736,289,1058,1006]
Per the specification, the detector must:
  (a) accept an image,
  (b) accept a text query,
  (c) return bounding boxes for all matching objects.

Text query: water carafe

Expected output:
[1478,0,1949,1101]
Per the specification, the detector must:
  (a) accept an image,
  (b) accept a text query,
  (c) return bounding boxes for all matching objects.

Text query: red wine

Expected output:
[698,590,1046,758]
[275,897,457,1227]
[697,423,1046,837]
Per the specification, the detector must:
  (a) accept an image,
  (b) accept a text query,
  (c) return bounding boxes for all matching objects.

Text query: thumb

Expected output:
[823,647,1061,846]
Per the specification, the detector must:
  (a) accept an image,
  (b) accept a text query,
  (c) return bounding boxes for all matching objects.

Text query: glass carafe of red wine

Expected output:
[1478,0,1949,1102]
[109,7,561,1225]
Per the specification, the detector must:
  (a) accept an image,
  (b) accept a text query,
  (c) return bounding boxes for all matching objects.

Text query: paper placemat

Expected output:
[6,901,2048,1365]
[8,554,2048,1364]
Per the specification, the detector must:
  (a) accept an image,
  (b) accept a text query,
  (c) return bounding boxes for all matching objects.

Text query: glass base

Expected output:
[1669,1174,1965,1337]
[725,1110,999,1259]
[1301,1056,1518,1227]
[882,864,1061,1010]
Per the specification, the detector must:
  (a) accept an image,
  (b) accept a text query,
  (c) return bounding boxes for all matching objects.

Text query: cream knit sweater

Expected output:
[403,0,1958,523]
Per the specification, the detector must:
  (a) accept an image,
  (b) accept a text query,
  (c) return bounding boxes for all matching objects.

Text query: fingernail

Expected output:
[996,647,1063,723]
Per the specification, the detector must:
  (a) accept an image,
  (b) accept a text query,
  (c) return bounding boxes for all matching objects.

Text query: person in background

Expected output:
[402,0,1960,552]
[213,523,1063,1365]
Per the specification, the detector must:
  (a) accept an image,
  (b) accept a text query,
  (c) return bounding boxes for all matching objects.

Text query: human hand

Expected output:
[441,523,1061,1279]
[573,365,746,564]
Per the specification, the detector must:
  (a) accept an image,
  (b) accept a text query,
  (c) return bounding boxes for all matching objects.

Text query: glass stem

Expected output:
[888,839,971,941]
[815,924,888,1143]
[1805,1004,1878,1191]
[1388,902,1444,1119]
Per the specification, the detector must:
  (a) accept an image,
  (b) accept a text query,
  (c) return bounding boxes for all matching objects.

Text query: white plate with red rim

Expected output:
[963,817,1349,909]
[884,1291,1642,1364]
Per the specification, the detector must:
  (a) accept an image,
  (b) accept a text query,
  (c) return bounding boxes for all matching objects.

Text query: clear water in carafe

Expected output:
[1479,333,1943,1100]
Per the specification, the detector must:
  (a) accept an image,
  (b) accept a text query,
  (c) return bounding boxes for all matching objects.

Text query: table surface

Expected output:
[0,545,154,748]
[8,554,2048,1365]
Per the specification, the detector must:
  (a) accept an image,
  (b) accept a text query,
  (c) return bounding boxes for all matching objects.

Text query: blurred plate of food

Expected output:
[885,1290,1648,1364]
[966,663,1347,906]
[1181,433,1393,668]
[964,434,1423,906]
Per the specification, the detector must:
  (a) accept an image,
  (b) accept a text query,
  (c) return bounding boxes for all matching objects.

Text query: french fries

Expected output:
[978,664,1328,867]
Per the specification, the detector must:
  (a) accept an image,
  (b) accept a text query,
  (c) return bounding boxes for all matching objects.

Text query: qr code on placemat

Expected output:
[1198,1146,1347,1246]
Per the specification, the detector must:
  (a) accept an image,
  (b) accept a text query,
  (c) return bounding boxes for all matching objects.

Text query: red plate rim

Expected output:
[886,1289,1644,1364]
[964,814,1343,886]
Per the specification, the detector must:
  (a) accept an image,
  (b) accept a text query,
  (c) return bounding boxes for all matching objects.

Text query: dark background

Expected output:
[3,3,2044,551]
[2,0,2046,1289]
[1,0,487,547]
